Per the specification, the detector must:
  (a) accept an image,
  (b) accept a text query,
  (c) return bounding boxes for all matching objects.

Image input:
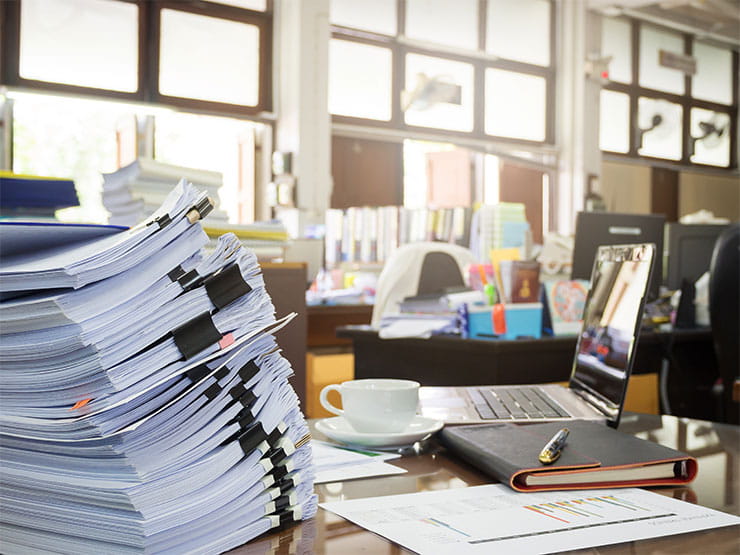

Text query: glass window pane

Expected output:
[690,108,730,167]
[600,90,630,153]
[19,0,138,92]
[639,25,685,94]
[331,0,397,35]
[11,92,134,222]
[404,54,475,132]
[329,40,392,120]
[637,97,682,160]
[693,42,733,105]
[405,0,478,51]
[159,9,260,106]
[485,69,546,141]
[487,0,550,66]
[156,112,264,221]
[601,17,631,84]
[210,0,266,10]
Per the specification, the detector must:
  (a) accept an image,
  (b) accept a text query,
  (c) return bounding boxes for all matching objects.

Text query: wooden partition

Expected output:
[261,263,307,406]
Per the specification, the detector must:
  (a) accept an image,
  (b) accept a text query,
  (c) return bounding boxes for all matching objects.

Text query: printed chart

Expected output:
[321,484,740,554]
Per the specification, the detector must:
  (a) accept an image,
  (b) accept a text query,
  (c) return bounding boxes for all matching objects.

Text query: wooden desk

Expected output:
[307,304,373,348]
[337,326,720,421]
[227,413,739,554]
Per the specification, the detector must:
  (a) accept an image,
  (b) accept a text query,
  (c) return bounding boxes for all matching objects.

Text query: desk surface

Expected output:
[228,414,739,554]
[337,326,720,421]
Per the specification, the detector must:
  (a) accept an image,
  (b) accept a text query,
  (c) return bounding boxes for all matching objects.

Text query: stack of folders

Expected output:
[102,158,229,226]
[0,172,80,218]
[0,181,317,554]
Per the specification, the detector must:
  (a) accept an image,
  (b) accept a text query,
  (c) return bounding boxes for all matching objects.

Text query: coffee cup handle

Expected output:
[319,384,344,416]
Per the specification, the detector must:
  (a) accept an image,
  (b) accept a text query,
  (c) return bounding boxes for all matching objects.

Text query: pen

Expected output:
[538,427,569,465]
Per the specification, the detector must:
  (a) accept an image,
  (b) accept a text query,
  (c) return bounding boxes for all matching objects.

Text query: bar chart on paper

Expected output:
[474,494,675,544]
[321,484,740,554]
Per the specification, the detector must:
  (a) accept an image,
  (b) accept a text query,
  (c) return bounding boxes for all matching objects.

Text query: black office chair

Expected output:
[708,223,740,425]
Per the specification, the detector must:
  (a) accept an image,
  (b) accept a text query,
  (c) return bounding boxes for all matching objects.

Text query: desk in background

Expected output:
[307,304,373,349]
[337,326,720,421]
[226,413,739,554]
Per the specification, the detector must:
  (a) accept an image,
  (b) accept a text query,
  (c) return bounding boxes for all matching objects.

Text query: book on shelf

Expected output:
[323,205,472,269]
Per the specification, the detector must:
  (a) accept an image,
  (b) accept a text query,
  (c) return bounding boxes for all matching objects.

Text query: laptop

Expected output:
[419,243,656,429]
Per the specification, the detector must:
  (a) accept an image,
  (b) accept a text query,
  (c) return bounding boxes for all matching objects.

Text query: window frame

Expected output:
[0,0,273,117]
[601,17,738,169]
[329,0,556,147]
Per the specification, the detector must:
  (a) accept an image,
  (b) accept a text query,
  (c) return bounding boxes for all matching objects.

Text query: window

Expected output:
[486,0,550,66]
[18,0,138,92]
[692,42,733,105]
[600,16,737,168]
[330,0,397,35]
[159,9,260,106]
[2,0,274,226]
[599,90,630,153]
[405,0,479,51]
[404,54,474,132]
[485,69,546,141]
[329,0,555,143]
[329,39,393,121]
[3,0,273,115]
[689,108,730,167]
[637,97,682,161]
[639,25,685,95]
[7,90,267,224]
[601,17,631,84]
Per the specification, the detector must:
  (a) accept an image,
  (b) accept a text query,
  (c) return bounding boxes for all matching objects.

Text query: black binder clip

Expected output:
[186,196,214,224]
[148,213,172,229]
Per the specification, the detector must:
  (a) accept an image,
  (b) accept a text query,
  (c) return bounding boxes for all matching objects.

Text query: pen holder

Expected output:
[467,303,543,340]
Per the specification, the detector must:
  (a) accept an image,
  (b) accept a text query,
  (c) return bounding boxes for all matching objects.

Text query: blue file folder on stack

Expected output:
[0,172,79,218]
[0,181,317,554]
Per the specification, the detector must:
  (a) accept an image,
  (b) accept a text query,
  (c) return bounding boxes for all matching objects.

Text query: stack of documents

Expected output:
[0,181,317,553]
[102,158,229,226]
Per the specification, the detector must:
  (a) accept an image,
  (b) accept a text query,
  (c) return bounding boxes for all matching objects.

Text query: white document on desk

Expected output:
[312,442,406,484]
[320,484,740,554]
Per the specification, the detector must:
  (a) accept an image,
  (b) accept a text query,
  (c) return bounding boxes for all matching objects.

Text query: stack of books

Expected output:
[473,203,531,261]
[0,172,79,219]
[202,220,291,261]
[102,159,229,227]
[0,181,316,553]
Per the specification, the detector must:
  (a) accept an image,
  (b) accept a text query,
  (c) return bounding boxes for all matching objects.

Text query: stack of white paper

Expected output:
[102,158,229,226]
[0,182,317,554]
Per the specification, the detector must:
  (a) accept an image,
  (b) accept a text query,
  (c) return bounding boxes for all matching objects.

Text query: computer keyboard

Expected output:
[468,386,570,420]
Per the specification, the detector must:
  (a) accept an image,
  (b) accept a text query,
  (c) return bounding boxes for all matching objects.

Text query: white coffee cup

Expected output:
[319,379,420,433]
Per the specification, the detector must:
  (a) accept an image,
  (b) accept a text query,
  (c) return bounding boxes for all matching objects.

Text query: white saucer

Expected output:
[315,416,443,448]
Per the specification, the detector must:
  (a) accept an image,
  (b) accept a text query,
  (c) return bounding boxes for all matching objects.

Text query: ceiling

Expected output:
[588,0,740,45]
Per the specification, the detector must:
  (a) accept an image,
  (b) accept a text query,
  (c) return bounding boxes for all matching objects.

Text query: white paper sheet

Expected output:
[315,462,406,484]
[312,441,405,483]
[320,484,740,554]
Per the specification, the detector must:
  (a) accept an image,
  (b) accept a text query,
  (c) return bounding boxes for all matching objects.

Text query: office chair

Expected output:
[708,223,740,425]
[371,242,476,327]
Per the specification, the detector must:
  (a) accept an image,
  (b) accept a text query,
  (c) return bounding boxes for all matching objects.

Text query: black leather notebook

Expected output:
[439,420,697,492]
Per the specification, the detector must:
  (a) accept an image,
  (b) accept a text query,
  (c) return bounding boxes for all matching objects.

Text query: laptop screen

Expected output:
[569,243,655,426]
